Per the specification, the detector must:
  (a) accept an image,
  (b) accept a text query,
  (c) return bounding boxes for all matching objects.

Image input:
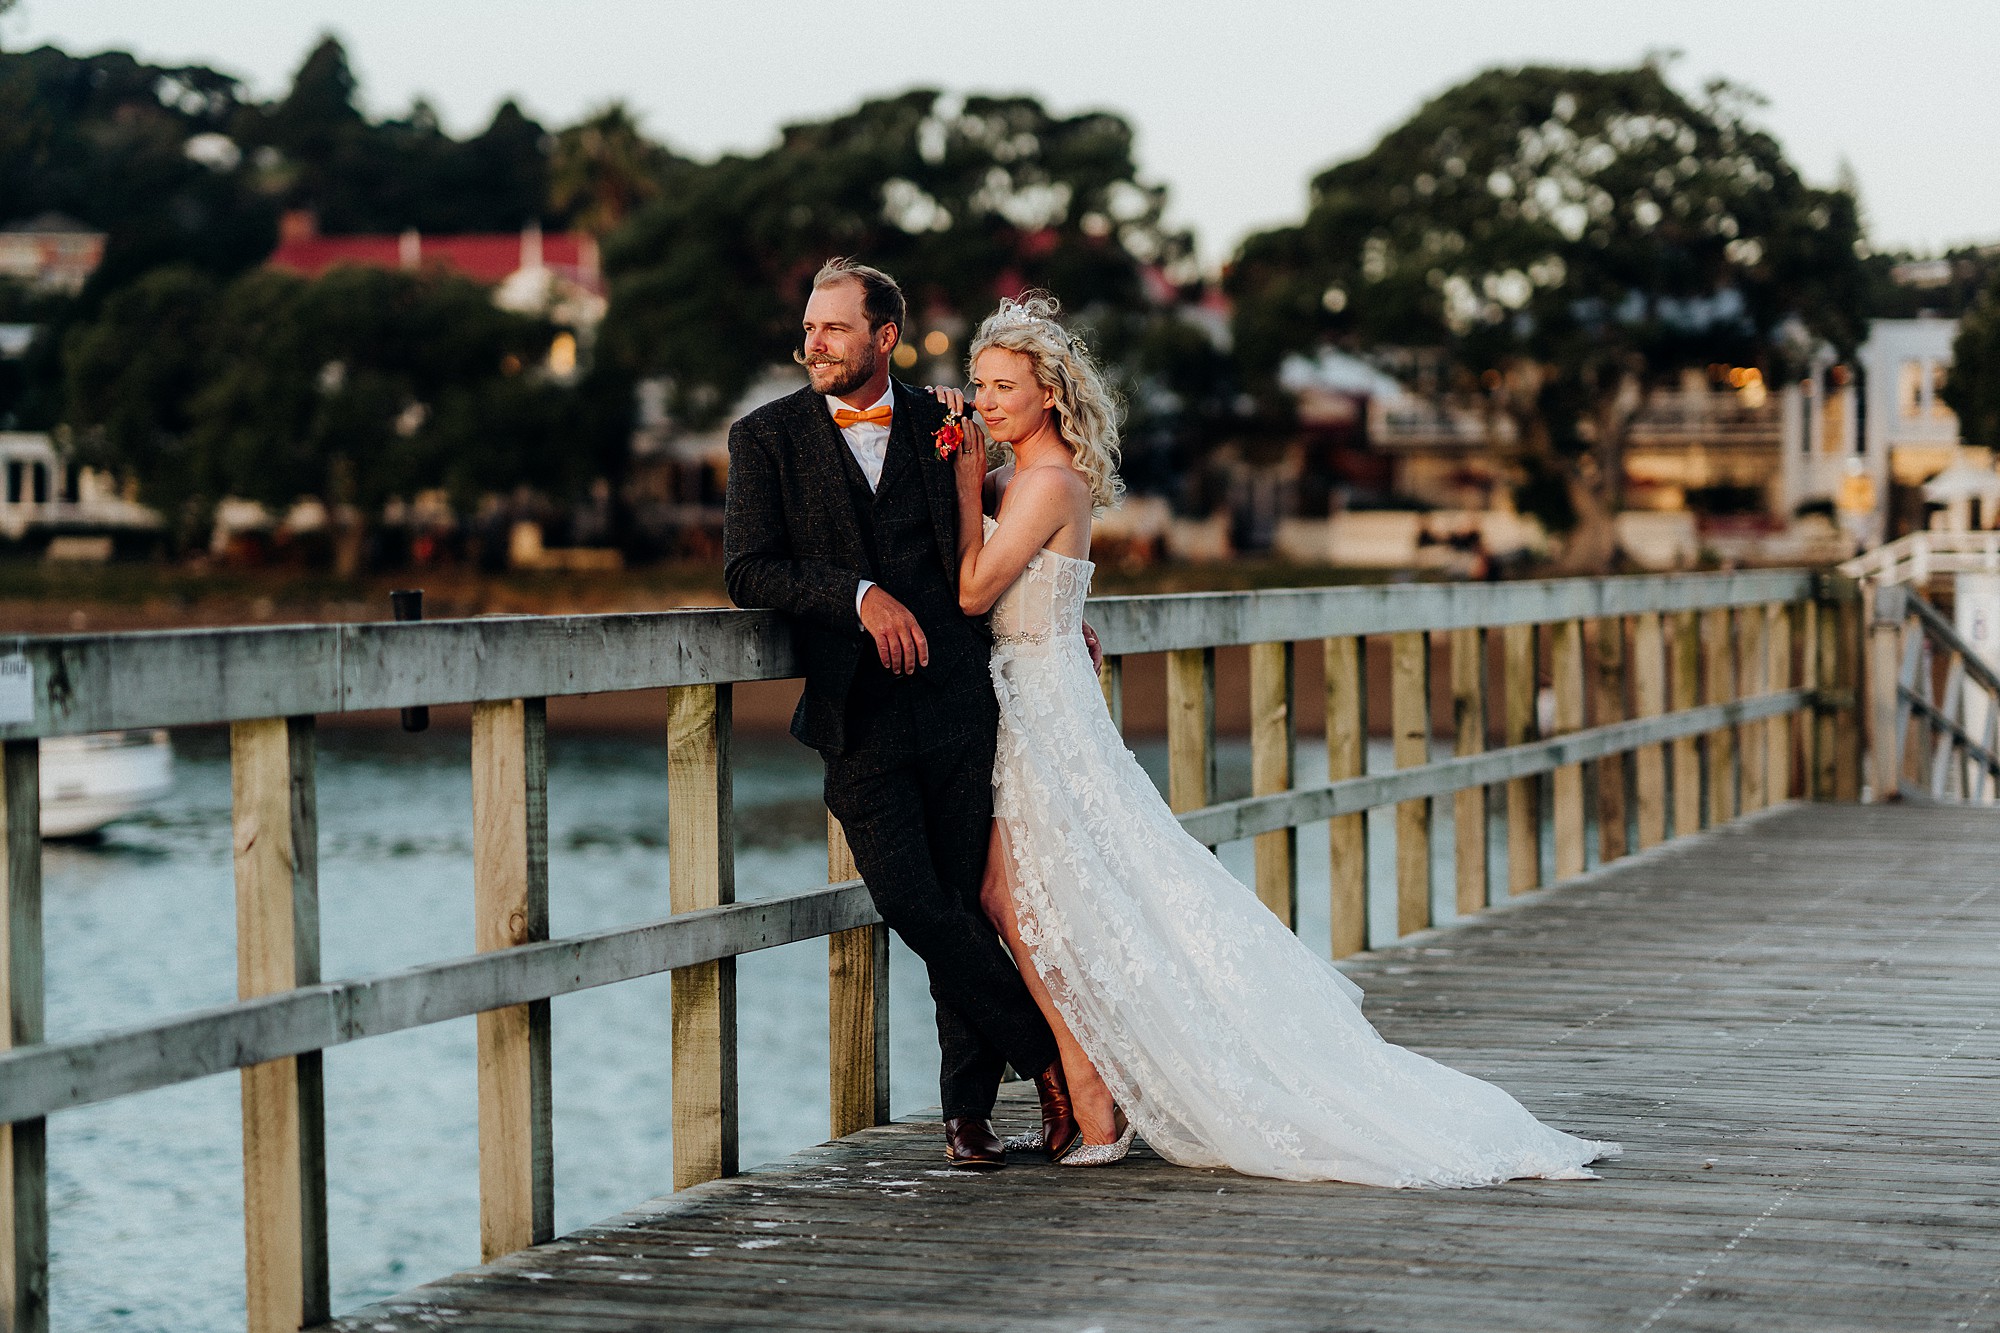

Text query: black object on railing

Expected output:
[390,589,429,732]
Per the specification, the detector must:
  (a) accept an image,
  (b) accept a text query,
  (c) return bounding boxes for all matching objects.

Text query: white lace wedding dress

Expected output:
[983,517,1620,1186]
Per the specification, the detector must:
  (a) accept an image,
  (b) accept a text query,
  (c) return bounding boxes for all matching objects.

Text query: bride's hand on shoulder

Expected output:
[929,385,986,499]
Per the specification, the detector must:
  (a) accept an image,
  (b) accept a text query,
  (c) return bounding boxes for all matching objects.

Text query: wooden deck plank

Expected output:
[331,803,2000,1333]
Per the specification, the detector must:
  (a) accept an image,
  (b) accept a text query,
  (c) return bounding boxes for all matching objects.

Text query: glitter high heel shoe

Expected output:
[1057,1112,1135,1168]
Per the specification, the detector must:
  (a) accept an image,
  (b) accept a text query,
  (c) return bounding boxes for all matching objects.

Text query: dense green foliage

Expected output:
[1227,62,1869,553]
[61,264,623,543]
[3,32,1966,567]
[600,89,1195,427]
[1944,273,2000,451]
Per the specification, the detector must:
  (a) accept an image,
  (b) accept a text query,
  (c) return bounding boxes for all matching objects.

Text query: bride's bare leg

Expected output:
[979,821,1121,1142]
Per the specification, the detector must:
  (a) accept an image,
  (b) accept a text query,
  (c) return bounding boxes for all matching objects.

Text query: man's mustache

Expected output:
[793,349,841,368]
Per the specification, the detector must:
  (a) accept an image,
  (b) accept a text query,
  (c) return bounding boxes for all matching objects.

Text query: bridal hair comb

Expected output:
[984,295,1075,341]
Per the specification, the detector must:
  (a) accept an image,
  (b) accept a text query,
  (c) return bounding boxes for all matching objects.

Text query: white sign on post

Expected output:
[0,654,33,725]
[1954,572,2000,801]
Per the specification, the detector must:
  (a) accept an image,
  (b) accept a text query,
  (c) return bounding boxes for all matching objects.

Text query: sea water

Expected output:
[41,726,1486,1330]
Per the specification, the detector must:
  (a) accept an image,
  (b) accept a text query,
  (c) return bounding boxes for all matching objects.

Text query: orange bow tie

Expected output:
[833,404,893,429]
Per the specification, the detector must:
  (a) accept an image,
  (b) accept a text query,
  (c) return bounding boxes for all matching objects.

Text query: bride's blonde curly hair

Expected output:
[967,293,1124,512]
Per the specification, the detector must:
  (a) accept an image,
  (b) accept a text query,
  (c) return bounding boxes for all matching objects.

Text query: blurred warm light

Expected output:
[892,343,919,369]
[501,354,522,375]
[1481,369,1503,389]
[548,332,577,376]
[1728,366,1767,407]
[923,330,950,356]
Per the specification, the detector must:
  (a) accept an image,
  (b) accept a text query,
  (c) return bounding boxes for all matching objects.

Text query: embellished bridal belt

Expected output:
[992,628,1075,646]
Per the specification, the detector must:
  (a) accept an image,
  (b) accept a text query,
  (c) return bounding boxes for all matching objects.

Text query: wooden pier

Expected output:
[14,564,2000,1331]
[326,801,1999,1333]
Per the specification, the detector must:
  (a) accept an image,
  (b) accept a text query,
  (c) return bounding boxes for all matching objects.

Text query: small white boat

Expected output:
[39,730,174,838]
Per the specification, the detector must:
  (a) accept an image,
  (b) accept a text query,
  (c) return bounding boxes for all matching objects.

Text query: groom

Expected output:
[723,258,1076,1167]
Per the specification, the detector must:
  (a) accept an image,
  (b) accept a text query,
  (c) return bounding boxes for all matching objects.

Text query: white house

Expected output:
[1779,317,1962,544]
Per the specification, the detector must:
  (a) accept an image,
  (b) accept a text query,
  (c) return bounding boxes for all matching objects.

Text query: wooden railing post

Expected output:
[1503,623,1540,894]
[230,717,328,1333]
[1391,631,1431,936]
[1593,617,1629,863]
[1631,612,1668,849]
[1098,654,1124,733]
[1833,578,1864,801]
[1166,648,1216,822]
[1450,627,1488,915]
[1671,611,1704,833]
[1323,636,1368,957]
[1550,620,1586,880]
[1,742,45,1333]
[1704,609,1738,825]
[1808,592,1824,800]
[1768,604,1795,803]
[827,815,888,1139]
[1250,641,1297,928]
[470,699,553,1261]
[667,684,737,1190]
[1738,605,1770,814]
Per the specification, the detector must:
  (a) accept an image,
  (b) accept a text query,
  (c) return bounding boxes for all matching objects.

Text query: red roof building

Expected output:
[268,211,604,316]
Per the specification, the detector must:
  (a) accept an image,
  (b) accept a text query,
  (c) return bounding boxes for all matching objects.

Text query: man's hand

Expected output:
[860,585,930,675]
[1082,619,1103,673]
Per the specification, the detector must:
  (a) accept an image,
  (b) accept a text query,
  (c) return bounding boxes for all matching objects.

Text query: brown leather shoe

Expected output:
[943,1116,1006,1169]
[1033,1063,1081,1162]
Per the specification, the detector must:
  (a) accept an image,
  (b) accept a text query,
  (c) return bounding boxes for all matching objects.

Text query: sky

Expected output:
[12,0,1999,267]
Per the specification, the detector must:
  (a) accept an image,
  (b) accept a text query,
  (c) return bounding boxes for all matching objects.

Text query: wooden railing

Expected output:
[0,569,1860,1332]
[1840,529,2000,588]
[1865,582,2000,803]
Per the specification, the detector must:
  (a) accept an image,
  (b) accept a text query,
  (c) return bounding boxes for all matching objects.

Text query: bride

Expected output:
[931,294,1620,1185]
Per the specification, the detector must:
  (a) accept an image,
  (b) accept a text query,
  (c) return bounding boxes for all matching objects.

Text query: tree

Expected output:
[1943,273,2000,451]
[1228,62,1868,568]
[235,36,553,234]
[61,267,223,535]
[548,102,677,236]
[598,90,1193,427]
[62,263,567,553]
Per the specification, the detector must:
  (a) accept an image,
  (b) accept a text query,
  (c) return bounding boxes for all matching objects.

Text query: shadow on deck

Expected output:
[331,803,2000,1333]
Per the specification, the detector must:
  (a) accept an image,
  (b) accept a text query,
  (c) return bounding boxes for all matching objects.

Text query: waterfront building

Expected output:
[0,213,106,294]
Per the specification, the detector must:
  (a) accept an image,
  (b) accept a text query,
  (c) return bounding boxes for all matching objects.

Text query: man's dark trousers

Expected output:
[723,381,1059,1121]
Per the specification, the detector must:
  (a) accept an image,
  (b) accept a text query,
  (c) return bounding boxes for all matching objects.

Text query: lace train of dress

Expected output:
[983,517,1620,1186]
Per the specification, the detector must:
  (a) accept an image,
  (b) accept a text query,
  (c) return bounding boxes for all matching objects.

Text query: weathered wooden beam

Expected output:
[1738,606,1770,813]
[1767,605,1795,803]
[668,684,737,1191]
[1177,690,1813,847]
[1449,627,1488,916]
[231,716,329,1333]
[0,571,1818,740]
[1503,623,1539,895]
[1705,609,1738,825]
[1592,617,1629,863]
[826,815,887,1139]
[1631,612,1668,849]
[1323,637,1368,958]
[1391,632,1431,937]
[1079,569,1815,658]
[0,882,880,1126]
[1,742,44,1333]
[1671,611,1703,835]
[1249,641,1297,928]
[470,699,553,1262]
[1097,654,1123,733]
[1549,621,1586,881]
[1166,648,1216,822]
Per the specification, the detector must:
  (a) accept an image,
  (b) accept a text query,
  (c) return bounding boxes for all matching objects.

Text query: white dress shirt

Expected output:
[828,384,894,619]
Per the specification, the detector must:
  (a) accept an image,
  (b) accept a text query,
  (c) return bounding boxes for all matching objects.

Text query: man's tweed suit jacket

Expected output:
[723,379,982,754]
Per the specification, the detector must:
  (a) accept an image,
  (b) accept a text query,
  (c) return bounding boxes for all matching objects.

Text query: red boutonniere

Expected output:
[933,412,966,460]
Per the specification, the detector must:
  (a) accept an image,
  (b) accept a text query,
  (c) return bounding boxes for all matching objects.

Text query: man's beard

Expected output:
[804,343,879,398]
